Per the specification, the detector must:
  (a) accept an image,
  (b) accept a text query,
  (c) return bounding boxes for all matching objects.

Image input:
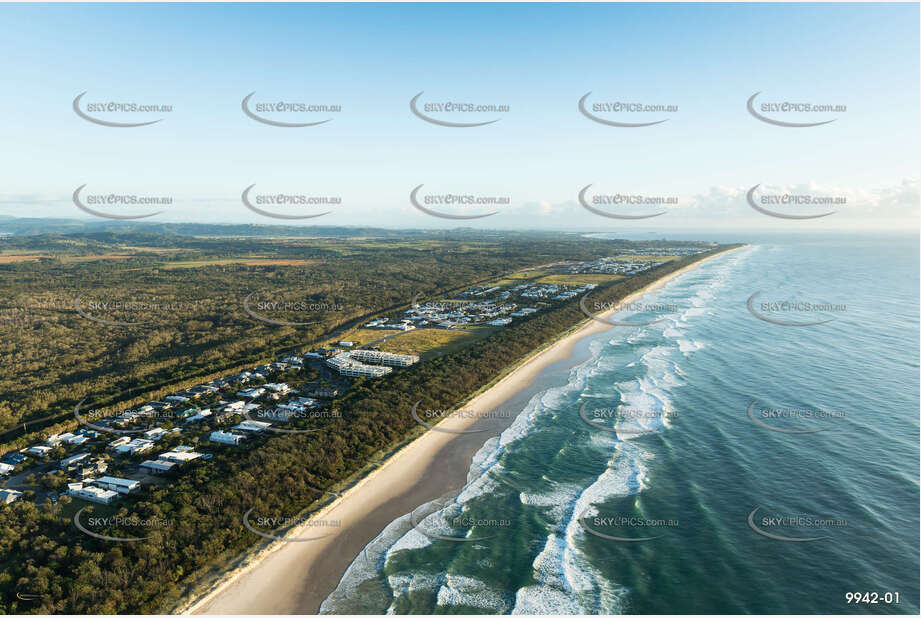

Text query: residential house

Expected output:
[114,439,154,455]
[140,460,176,474]
[67,483,116,504]
[93,476,140,494]
[0,489,23,504]
[232,420,271,433]
[142,427,167,441]
[59,452,90,470]
[210,431,244,446]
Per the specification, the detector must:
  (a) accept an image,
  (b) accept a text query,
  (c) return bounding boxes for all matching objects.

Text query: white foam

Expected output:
[436,574,512,613]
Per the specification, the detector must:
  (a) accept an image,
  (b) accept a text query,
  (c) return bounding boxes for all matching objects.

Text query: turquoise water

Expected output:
[322,235,919,614]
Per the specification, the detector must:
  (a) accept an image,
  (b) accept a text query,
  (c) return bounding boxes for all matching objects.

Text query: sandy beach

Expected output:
[182,246,742,615]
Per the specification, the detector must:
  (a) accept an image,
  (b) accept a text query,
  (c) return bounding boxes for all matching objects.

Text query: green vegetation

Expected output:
[0,226,737,613]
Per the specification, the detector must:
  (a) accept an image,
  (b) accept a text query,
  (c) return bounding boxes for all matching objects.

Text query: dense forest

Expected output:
[0,227,735,613]
[0,230,712,436]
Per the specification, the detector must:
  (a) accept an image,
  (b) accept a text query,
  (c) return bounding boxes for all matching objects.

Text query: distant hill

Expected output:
[0,216,596,241]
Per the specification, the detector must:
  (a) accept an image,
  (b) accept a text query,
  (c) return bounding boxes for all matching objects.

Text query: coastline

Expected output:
[180,245,745,615]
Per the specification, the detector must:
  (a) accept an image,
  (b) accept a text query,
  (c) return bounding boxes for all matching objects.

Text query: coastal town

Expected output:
[0,250,707,512]
[0,275,618,510]
[0,346,413,509]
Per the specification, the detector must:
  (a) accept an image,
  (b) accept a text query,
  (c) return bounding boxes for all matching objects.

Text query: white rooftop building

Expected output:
[67,483,117,504]
[143,427,167,440]
[349,349,420,367]
[59,452,90,469]
[210,431,244,445]
[186,409,213,423]
[232,420,271,433]
[140,460,177,474]
[94,476,141,494]
[114,439,154,455]
[46,432,75,446]
[326,353,393,378]
[1,489,23,504]
[159,450,203,463]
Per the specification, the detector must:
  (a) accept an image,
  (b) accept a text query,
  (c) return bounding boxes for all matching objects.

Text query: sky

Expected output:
[0,2,917,232]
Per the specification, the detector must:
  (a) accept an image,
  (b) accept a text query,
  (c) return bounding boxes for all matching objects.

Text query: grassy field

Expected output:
[379,326,499,359]
[534,273,624,284]
[159,258,318,269]
[318,328,404,348]
[613,255,677,262]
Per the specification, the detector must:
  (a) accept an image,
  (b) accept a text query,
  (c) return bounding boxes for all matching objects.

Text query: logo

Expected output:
[72,184,165,220]
[746,185,836,220]
[241,184,336,220]
[73,295,149,327]
[409,91,504,127]
[577,507,671,542]
[746,92,838,128]
[578,184,668,219]
[410,400,502,434]
[241,92,335,127]
[746,291,839,327]
[74,398,149,435]
[242,292,329,327]
[409,498,501,542]
[577,401,673,435]
[73,507,151,542]
[578,92,671,127]
[242,508,338,542]
[747,506,835,542]
[579,289,668,327]
[409,184,507,220]
[72,91,165,128]
[746,400,838,435]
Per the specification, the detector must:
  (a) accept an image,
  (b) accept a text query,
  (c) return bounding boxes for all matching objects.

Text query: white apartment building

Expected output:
[94,476,141,494]
[349,349,420,367]
[325,354,392,378]
[67,483,117,504]
[210,431,245,445]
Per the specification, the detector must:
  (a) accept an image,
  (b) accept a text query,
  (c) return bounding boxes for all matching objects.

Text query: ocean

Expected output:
[320,234,919,614]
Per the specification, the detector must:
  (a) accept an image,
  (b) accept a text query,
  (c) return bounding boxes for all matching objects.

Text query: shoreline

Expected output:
[180,245,745,615]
